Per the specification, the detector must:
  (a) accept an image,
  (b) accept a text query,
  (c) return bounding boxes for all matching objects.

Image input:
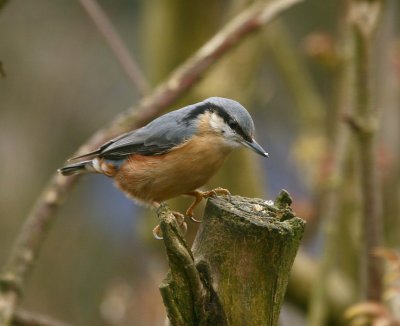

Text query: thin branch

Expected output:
[78,0,149,95]
[308,9,356,324]
[13,309,71,326]
[0,0,303,324]
[348,0,384,300]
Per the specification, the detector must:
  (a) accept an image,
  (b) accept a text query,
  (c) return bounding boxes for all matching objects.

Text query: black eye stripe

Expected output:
[182,102,252,142]
[228,120,252,141]
[228,120,238,128]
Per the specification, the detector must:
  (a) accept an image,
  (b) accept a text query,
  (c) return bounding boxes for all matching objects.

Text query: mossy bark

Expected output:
[159,190,305,326]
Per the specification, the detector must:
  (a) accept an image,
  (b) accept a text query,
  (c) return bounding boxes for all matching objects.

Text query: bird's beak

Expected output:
[241,138,269,157]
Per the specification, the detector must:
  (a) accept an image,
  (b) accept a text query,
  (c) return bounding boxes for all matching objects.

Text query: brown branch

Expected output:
[308,13,356,324]
[348,0,384,300]
[0,0,303,324]
[78,0,149,95]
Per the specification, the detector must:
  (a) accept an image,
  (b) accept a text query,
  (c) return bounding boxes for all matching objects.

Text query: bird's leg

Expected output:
[184,191,204,223]
[185,187,231,222]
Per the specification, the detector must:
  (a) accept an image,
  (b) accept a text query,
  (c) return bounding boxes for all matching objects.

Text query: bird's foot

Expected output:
[185,187,231,222]
[152,224,163,240]
[172,211,187,235]
[205,187,231,198]
[152,211,187,240]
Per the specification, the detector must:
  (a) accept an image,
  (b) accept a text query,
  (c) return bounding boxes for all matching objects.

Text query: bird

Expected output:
[58,97,268,237]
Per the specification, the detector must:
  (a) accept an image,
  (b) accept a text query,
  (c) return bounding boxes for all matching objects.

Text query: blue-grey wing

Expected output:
[98,105,199,160]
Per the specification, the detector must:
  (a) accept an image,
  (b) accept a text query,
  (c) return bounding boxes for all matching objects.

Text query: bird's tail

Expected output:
[58,160,93,176]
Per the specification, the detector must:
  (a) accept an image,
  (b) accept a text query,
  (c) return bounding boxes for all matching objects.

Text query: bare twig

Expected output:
[78,0,149,95]
[308,12,356,324]
[0,0,303,324]
[348,0,384,300]
[13,309,71,326]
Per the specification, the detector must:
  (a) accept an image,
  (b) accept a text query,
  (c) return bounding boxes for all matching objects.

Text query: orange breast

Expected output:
[114,134,232,204]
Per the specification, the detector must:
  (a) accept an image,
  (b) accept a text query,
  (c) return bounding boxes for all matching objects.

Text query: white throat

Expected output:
[208,112,240,148]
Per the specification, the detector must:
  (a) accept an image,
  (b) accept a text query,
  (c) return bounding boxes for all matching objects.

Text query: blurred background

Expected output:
[0,0,399,325]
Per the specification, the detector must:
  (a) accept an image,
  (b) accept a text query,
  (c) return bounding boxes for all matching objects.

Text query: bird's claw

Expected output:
[189,215,202,223]
[172,211,185,224]
[152,211,187,240]
[152,224,163,240]
[185,187,231,222]
[172,211,187,233]
[153,188,231,239]
[179,221,188,234]
[208,187,231,198]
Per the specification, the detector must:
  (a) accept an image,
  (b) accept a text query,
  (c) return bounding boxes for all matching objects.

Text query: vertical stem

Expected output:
[308,9,357,321]
[349,0,384,300]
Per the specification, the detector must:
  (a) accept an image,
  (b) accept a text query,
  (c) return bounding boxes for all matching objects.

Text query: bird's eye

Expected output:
[228,120,239,130]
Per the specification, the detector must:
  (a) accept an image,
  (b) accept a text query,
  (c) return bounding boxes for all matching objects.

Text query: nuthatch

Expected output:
[58,97,268,237]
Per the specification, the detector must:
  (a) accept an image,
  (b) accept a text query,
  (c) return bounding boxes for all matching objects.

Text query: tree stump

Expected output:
[158,190,305,326]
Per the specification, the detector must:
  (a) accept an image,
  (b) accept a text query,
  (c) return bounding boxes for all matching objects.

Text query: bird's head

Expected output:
[200,97,268,157]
